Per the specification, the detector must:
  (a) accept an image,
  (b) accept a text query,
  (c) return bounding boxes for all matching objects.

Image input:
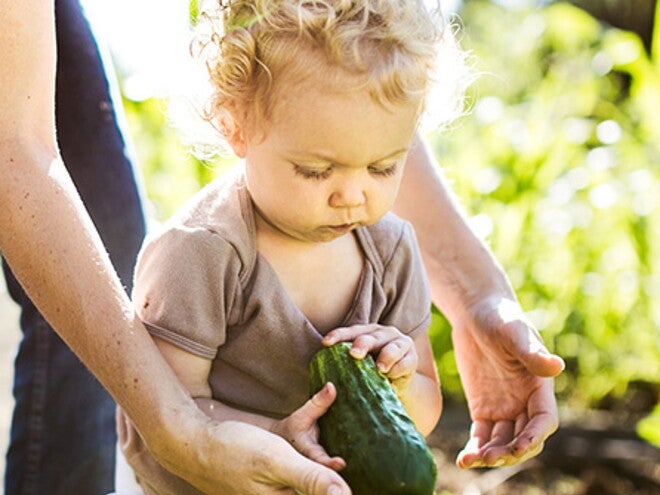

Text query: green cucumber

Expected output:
[309,342,437,495]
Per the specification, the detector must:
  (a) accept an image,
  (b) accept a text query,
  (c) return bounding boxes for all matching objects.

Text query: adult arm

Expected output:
[393,136,565,468]
[0,2,348,493]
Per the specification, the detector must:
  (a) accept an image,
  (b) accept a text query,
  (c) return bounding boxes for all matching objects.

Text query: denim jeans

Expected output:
[2,0,146,493]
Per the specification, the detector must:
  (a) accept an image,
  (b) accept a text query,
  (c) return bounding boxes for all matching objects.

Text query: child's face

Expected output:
[241,72,420,244]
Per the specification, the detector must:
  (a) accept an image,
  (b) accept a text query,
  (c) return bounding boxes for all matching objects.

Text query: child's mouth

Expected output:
[328,223,357,233]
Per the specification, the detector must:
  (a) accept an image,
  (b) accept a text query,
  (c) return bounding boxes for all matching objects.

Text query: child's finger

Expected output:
[375,337,414,373]
[322,324,379,346]
[350,326,405,357]
[304,382,337,423]
[323,324,398,352]
[286,382,337,430]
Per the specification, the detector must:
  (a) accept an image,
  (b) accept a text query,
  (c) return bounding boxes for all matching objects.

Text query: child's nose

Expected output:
[329,181,366,208]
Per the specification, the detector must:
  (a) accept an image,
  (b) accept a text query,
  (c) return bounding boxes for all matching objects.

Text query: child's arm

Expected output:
[323,326,441,437]
[152,336,277,431]
[153,336,345,471]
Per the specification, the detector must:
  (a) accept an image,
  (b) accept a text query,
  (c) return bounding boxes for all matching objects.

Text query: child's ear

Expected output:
[226,122,247,158]
[217,104,247,158]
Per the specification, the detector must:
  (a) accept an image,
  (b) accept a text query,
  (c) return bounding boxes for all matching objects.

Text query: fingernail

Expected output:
[327,485,341,495]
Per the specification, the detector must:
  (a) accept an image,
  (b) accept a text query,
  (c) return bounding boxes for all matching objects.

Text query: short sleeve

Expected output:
[379,221,432,339]
[132,226,243,359]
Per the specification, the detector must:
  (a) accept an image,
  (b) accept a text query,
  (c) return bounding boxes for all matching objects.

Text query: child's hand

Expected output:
[323,324,418,396]
[271,382,346,472]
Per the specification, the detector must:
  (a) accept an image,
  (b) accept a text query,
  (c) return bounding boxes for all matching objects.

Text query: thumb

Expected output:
[518,341,565,378]
[279,455,351,495]
[297,382,337,424]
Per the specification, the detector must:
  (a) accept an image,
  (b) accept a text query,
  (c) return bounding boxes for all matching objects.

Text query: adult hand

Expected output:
[273,382,346,472]
[156,416,351,495]
[451,296,564,468]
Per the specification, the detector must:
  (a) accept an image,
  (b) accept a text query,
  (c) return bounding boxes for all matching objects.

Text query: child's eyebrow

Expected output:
[291,147,410,166]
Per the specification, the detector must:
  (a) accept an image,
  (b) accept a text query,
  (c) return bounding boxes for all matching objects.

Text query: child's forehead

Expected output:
[270,74,414,123]
[256,82,420,161]
[248,61,423,144]
[236,36,426,139]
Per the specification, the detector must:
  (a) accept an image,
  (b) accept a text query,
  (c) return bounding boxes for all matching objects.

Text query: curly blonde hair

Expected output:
[192,0,468,141]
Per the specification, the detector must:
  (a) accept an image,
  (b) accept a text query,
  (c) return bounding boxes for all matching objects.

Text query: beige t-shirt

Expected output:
[118,172,432,495]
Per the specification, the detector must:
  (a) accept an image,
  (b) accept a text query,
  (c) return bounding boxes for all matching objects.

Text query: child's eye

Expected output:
[293,163,333,180]
[368,163,398,177]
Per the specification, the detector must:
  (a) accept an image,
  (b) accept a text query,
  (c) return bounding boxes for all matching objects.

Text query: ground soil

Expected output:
[428,404,660,495]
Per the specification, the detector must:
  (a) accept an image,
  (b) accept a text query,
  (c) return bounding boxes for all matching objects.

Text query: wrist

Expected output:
[449,294,526,339]
[425,247,516,327]
[134,397,217,478]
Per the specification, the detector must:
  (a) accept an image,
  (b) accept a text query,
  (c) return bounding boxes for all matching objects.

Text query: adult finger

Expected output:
[482,420,515,450]
[470,421,546,468]
[514,412,528,438]
[519,348,566,378]
[511,378,558,456]
[301,446,346,472]
[510,410,558,458]
[480,441,545,468]
[272,452,351,495]
[509,322,565,378]
[208,421,351,495]
[482,391,557,467]
[475,420,515,466]
[456,420,493,469]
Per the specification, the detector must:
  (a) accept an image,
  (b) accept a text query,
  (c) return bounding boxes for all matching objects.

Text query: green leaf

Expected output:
[637,404,660,447]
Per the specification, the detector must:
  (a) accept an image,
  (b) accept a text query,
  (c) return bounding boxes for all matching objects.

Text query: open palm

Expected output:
[451,297,564,468]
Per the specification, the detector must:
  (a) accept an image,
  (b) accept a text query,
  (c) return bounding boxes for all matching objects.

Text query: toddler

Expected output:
[118,1,461,493]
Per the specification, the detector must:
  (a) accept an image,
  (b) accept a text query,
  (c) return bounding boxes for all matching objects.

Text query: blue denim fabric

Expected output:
[2,0,146,493]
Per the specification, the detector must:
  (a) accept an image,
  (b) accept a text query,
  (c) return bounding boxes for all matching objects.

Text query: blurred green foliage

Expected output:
[120,0,659,437]
[637,403,660,447]
[122,97,235,221]
[426,1,659,416]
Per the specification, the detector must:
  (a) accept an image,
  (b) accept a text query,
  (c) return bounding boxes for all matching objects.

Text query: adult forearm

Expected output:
[0,144,206,468]
[1,0,219,486]
[394,137,516,323]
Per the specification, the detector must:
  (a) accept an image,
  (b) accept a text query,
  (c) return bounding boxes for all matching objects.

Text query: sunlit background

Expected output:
[88,0,660,412]
[1,0,658,493]
[88,0,660,445]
